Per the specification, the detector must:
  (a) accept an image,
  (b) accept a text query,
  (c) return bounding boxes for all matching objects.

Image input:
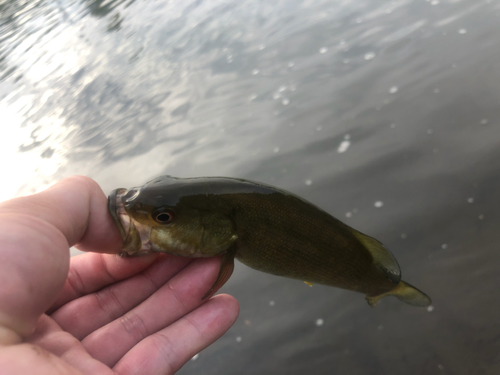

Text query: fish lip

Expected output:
[108,188,129,241]
[108,187,152,255]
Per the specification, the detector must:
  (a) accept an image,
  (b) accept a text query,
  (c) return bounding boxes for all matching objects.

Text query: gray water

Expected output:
[1,0,500,374]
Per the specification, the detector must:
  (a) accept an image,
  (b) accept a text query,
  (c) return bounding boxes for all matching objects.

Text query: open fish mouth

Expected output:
[108,188,152,256]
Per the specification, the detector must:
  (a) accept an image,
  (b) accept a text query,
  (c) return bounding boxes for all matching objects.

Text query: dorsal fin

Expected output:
[350,229,401,284]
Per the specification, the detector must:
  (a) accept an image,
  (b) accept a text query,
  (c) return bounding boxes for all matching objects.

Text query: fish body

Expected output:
[108,176,431,307]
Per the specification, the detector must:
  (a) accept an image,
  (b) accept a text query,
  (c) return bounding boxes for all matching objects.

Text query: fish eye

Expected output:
[154,210,175,224]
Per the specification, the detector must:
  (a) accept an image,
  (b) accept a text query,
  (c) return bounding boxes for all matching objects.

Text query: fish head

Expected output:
[108,176,238,257]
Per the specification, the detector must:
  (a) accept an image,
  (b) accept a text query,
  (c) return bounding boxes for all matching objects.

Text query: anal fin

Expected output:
[350,229,401,284]
[202,248,236,300]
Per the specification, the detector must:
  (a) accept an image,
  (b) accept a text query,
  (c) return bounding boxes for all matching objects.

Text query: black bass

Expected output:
[108,176,431,307]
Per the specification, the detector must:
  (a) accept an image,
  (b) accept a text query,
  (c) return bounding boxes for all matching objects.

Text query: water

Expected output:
[2,0,500,374]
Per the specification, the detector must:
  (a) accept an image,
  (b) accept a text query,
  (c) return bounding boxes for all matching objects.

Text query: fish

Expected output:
[108,175,431,307]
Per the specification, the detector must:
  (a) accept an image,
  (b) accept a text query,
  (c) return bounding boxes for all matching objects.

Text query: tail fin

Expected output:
[366,281,431,307]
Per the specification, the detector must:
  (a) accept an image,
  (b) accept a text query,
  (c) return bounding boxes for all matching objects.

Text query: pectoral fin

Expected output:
[202,248,237,300]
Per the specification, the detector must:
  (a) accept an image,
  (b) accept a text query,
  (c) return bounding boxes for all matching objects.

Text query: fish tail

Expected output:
[366,281,432,307]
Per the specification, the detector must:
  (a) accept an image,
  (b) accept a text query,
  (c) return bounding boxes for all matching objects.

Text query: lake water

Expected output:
[1,0,500,374]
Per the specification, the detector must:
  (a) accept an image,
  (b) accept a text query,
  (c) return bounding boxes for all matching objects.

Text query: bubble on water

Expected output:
[431,0,439,4]
[427,305,435,312]
[343,58,350,64]
[252,68,260,75]
[282,98,290,106]
[279,85,287,92]
[478,214,484,220]
[315,318,324,327]
[374,201,384,208]
[319,47,328,54]
[390,123,396,129]
[377,325,384,331]
[226,54,233,63]
[273,147,280,153]
[467,197,474,203]
[364,52,376,60]
[427,129,434,134]
[337,140,351,153]
[273,92,282,100]
[345,212,353,218]
[480,119,489,125]
[452,63,458,68]
[339,39,346,45]
[258,44,266,50]
[441,244,448,249]
[401,233,407,239]
[269,300,275,307]
[288,61,295,67]
[249,94,257,101]
[305,179,313,186]
[434,88,440,93]
[316,126,322,131]
[389,86,399,94]
[191,354,200,361]
[236,336,242,343]
[244,319,251,326]
[458,28,467,34]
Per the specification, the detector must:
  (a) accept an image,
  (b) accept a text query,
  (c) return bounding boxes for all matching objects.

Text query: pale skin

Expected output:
[0,176,239,374]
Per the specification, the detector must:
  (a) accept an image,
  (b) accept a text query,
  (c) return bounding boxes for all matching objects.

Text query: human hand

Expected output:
[0,176,239,374]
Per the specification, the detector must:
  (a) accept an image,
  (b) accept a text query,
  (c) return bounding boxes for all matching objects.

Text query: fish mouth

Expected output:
[108,188,129,241]
[108,188,152,256]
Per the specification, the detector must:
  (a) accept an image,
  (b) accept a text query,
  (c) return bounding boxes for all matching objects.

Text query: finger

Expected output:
[0,176,122,343]
[51,254,192,339]
[0,175,123,253]
[48,252,160,313]
[82,257,227,367]
[114,294,239,375]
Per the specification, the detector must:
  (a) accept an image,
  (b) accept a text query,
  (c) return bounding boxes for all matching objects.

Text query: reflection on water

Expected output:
[1,0,500,374]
